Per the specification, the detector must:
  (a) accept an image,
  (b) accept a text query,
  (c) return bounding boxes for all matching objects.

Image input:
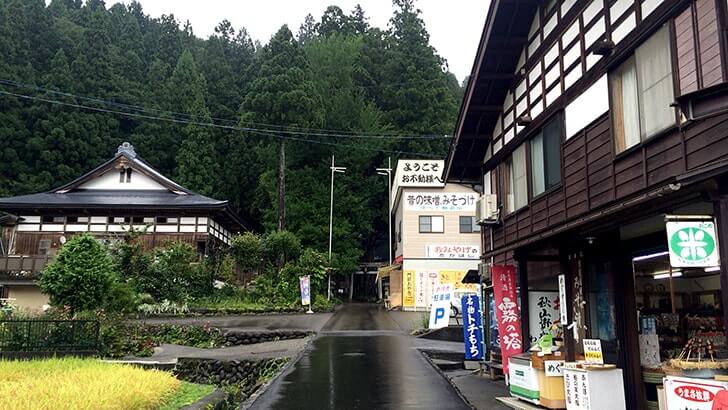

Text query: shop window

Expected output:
[634,250,724,370]
[505,144,528,213]
[459,216,480,233]
[526,259,562,344]
[419,216,444,233]
[611,25,674,153]
[530,116,562,196]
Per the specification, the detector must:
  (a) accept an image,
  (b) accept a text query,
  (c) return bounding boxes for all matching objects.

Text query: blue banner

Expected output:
[462,294,484,360]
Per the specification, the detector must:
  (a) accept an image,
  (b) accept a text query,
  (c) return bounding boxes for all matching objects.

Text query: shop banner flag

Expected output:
[299,275,311,306]
[461,295,484,360]
[492,265,523,377]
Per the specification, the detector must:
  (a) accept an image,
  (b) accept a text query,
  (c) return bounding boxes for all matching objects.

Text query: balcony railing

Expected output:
[0,255,51,274]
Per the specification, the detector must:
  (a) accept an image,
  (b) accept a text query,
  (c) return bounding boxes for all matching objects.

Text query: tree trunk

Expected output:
[277,140,286,231]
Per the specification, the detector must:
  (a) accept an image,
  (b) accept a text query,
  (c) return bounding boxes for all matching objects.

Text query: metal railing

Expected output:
[0,319,100,354]
[0,255,51,273]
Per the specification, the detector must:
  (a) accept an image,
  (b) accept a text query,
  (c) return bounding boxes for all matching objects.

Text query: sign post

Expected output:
[299,275,313,314]
[461,294,485,361]
[492,265,522,378]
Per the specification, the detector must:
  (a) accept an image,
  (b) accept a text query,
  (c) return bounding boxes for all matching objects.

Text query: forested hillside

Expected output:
[0,0,462,265]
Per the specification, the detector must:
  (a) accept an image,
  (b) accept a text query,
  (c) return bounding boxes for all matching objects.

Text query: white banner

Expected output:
[404,192,477,212]
[425,245,480,259]
[528,291,559,343]
[394,160,445,188]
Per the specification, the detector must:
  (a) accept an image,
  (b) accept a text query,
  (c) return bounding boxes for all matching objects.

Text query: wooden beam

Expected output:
[469,104,502,112]
[478,73,516,81]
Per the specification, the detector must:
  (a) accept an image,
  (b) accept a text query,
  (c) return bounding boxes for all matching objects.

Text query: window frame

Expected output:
[419,215,444,233]
[609,24,677,155]
[530,115,563,198]
[459,216,481,233]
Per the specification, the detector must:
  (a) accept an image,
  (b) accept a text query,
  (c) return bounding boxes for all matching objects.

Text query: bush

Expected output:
[39,234,116,314]
[231,232,262,273]
[103,280,140,314]
[134,241,209,302]
[262,230,301,267]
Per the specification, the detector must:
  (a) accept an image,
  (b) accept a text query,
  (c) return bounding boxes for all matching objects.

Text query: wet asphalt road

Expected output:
[250,304,468,410]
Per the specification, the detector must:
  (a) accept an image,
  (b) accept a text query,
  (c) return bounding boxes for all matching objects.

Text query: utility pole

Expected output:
[328,155,346,300]
[376,157,392,302]
[278,140,286,231]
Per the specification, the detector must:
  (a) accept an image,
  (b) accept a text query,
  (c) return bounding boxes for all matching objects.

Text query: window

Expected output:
[38,239,51,256]
[531,117,562,196]
[41,216,64,224]
[505,144,528,213]
[611,25,674,153]
[459,216,481,233]
[119,167,133,183]
[419,216,444,233]
[132,217,144,224]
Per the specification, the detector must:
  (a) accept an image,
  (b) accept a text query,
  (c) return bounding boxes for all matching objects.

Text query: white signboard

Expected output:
[425,245,480,259]
[528,291,559,343]
[404,192,478,212]
[545,360,564,377]
[664,376,728,410]
[429,284,453,329]
[395,159,445,188]
[564,368,590,410]
[415,271,427,307]
[583,339,604,365]
[666,218,721,268]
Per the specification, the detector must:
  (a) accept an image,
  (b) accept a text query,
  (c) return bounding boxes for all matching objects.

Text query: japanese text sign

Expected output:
[492,265,522,375]
[666,218,721,268]
[545,360,564,377]
[582,339,604,365]
[394,159,445,188]
[404,192,477,212]
[299,276,311,306]
[425,245,480,259]
[429,284,452,329]
[403,270,415,307]
[461,295,484,360]
[664,376,728,410]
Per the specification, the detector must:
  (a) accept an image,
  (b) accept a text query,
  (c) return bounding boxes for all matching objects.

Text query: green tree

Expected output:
[169,49,218,196]
[231,232,262,273]
[40,234,116,314]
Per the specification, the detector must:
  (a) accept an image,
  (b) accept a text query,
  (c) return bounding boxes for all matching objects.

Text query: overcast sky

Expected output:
[111,0,489,82]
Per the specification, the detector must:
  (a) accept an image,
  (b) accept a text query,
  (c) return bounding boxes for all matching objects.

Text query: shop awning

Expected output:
[377,264,402,279]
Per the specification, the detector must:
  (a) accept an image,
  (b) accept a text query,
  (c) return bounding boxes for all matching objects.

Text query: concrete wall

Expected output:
[7,285,48,312]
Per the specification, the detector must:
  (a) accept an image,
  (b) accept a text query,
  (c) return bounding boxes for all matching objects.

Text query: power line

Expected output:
[0,89,443,159]
[0,78,452,140]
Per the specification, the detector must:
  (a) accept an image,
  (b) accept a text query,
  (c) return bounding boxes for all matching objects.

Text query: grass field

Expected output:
[0,358,212,409]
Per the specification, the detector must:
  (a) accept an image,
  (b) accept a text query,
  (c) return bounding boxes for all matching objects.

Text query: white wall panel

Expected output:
[565,75,609,139]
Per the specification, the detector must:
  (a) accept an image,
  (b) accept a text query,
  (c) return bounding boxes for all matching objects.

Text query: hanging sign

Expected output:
[425,244,480,259]
[558,274,568,325]
[461,294,484,360]
[394,159,444,188]
[429,284,452,329]
[528,291,559,343]
[493,265,522,376]
[666,218,721,268]
[583,339,604,365]
[299,276,311,306]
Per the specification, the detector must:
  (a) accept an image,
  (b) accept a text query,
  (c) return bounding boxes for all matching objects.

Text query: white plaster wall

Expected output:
[78,170,166,190]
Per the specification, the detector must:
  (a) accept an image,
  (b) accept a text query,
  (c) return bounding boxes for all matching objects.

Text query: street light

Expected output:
[376,157,392,302]
[328,155,346,301]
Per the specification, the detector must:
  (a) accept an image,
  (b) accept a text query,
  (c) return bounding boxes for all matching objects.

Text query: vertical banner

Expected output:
[429,284,452,329]
[299,275,311,306]
[492,265,522,376]
[461,294,484,360]
[403,270,415,307]
[415,271,427,306]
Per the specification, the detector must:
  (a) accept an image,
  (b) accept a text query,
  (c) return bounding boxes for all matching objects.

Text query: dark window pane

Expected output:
[543,117,561,188]
[419,216,432,233]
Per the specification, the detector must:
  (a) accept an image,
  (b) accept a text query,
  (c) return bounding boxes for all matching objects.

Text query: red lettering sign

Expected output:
[492,265,522,376]
[674,385,714,402]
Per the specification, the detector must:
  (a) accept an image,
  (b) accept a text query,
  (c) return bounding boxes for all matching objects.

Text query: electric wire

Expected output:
[0,89,443,158]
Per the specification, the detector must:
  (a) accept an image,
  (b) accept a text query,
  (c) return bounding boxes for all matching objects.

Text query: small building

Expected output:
[381,159,481,311]
[0,142,247,311]
[446,0,728,406]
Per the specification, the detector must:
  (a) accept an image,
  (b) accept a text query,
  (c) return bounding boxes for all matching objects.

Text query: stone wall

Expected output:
[222,330,309,346]
[174,357,288,399]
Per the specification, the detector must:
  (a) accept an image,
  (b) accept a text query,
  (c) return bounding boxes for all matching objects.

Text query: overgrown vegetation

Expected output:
[159,382,216,410]
[0,358,182,409]
[98,321,224,358]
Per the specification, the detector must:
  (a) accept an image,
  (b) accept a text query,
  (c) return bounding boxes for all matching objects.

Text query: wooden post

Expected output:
[713,192,728,329]
[278,140,286,231]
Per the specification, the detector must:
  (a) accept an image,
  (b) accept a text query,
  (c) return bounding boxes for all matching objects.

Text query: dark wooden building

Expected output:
[446,0,728,407]
[0,142,247,311]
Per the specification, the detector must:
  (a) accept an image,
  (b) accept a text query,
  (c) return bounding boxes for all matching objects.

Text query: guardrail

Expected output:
[0,319,100,357]
[0,255,51,273]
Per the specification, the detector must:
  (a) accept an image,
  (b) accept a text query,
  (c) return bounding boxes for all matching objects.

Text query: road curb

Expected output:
[419,350,477,410]
[240,334,317,409]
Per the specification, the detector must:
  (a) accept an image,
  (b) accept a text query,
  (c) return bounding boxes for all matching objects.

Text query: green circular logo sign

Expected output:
[670,227,716,262]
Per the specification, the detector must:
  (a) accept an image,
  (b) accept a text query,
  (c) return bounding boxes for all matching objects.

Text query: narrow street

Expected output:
[250,304,469,409]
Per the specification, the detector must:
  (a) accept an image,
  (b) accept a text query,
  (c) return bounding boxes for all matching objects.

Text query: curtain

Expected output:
[636,25,674,138]
[531,132,546,196]
[513,144,528,210]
